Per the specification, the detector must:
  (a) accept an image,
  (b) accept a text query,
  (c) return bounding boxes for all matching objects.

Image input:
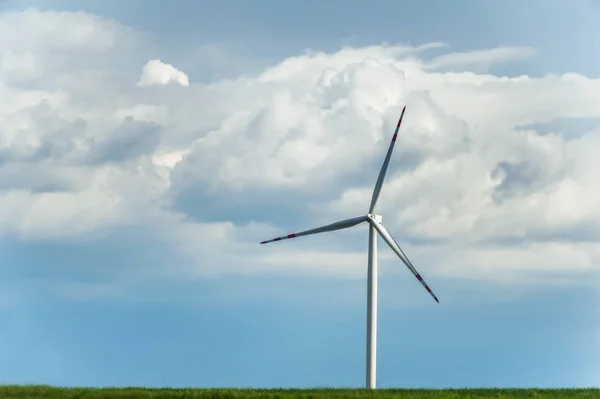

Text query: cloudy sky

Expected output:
[1,0,599,389]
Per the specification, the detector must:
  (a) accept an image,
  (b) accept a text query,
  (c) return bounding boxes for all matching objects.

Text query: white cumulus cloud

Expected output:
[0,8,599,295]
[137,59,190,87]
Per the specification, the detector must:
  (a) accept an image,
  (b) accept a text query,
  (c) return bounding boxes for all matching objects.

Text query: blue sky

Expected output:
[0,0,599,389]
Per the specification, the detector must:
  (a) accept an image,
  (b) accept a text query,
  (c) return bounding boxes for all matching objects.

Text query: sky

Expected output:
[0,0,599,389]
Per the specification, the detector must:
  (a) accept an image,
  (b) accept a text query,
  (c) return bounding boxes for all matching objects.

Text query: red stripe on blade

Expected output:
[287,234,296,239]
[396,106,406,127]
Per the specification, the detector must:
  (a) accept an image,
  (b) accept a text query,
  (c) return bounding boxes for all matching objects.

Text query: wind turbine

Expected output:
[259,106,439,390]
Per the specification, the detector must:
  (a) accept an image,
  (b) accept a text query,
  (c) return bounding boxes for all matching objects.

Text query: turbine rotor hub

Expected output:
[367,213,382,223]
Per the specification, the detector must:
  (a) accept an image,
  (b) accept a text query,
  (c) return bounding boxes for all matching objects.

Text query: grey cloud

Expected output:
[0,102,83,164]
[478,219,600,246]
[87,117,161,165]
[491,160,541,203]
[516,116,600,138]
[491,144,570,205]
[2,104,160,166]
[169,180,328,227]
[0,107,161,195]
[0,162,81,194]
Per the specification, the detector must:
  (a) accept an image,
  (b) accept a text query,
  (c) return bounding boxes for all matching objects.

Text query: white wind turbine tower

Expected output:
[259,106,439,390]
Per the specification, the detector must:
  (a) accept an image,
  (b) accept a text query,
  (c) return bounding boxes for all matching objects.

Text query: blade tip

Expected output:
[259,241,267,244]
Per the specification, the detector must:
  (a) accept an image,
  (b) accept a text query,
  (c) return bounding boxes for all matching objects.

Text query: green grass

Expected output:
[0,387,598,399]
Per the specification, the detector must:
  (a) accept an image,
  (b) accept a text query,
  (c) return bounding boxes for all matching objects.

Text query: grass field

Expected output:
[0,387,599,399]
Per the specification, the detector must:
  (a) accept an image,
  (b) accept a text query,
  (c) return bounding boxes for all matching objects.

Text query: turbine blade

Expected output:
[368,106,407,214]
[260,215,367,244]
[368,217,439,303]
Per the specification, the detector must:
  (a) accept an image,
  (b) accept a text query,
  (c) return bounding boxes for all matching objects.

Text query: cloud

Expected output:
[1,8,599,300]
[424,46,537,71]
[0,8,140,84]
[137,59,190,87]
